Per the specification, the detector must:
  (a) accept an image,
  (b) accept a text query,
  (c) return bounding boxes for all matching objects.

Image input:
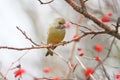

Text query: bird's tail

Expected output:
[45,47,56,56]
[45,49,53,56]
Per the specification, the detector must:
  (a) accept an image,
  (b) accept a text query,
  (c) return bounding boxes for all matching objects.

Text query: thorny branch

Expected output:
[116,17,120,32]
[65,18,81,79]
[65,0,120,40]
[112,17,120,33]
[0,72,6,80]
[87,37,116,80]
[37,0,120,40]
[0,27,109,51]
[75,56,96,80]
[94,37,115,70]
[79,0,87,12]
[0,0,120,80]
[16,27,39,46]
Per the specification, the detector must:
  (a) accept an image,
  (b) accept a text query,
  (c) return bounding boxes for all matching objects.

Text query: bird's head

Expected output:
[52,18,66,29]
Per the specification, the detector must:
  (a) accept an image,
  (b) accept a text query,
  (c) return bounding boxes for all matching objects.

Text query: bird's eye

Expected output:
[59,22,63,24]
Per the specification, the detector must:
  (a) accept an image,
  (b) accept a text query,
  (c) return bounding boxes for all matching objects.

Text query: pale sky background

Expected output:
[0,0,120,80]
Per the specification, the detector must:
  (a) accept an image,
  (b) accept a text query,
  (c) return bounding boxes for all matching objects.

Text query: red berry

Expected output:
[14,68,25,77]
[70,62,75,67]
[64,21,72,28]
[84,67,94,77]
[94,44,102,52]
[53,77,60,80]
[101,16,109,22]
[77,47,82,51]
[43,67,50,73]
[79,52,84,56]
[72,34,79,39]
[94,55,100,61]
[107,12,112,16]
[115,73,120,79]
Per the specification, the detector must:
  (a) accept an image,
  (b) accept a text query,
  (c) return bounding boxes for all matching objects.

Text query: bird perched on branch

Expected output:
[46,18,66,56]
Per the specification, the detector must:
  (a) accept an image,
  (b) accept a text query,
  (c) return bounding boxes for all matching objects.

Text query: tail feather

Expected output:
[45,50,53,56]
[45,47,56,56]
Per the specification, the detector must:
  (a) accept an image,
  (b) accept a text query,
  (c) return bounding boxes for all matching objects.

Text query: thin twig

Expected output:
[50,49,73,71]
[94,37,115,73]
[71,22,93,31]
[16,27,39,46]
[101,64,111,80]
[50,49,68,63]
[106,37,115,57]
[0,71,6,80]
[114,41,120,52]
[65,18,81,79]
[115,17,120,33]
[75,56,96,80]
[4,51,29,77]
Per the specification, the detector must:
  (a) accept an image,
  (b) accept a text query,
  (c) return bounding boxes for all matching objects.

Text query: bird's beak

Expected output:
[61,23,66,29]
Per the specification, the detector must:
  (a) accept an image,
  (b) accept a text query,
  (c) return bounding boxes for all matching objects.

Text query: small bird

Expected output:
[46,18,66,56]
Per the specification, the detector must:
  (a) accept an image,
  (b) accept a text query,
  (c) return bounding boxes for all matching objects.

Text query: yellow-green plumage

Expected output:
[46,18,66,56]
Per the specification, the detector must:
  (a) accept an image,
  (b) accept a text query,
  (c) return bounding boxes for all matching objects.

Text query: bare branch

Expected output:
[92,37,115,78]
[0,30,111,51]
[75,56,96,80]
[16,27,39,46]
[65,0,120,39]
[71,22,93,31]
[0,71,6,80]
[113,17,120,33]
[101,64,111,80]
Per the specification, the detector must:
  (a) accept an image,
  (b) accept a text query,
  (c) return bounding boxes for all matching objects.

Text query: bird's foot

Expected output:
[48,43,54,48]
[61,41,67,46]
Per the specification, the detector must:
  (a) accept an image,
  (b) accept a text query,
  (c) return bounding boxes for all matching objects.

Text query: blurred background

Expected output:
[0,0,120,80]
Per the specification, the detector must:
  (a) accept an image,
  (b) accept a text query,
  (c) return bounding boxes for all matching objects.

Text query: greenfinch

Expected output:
[46,18,66,56]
